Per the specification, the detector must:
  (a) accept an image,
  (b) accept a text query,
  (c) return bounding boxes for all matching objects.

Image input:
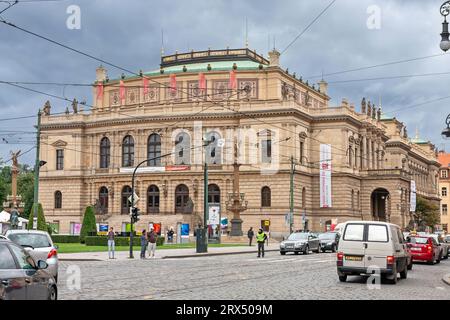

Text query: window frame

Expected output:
[147,185,160,214]
[100,137,111,169]
[54,191,62,209]
[147,134,162,167]
[122,135,135,168]
[56,149,64,170]
[261,186,271,207]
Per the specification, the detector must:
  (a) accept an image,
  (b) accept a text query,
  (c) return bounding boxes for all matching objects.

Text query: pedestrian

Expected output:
[140,230,148,259]
[256,228,267,258]
[107,227,115,259]
[247,227,254,246]
[167,228,174,243]
[147,228,157,258]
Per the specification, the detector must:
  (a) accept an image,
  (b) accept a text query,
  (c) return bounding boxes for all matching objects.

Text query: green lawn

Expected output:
[55,243,247,254]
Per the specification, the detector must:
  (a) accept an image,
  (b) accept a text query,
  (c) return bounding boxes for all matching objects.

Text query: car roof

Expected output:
[342,220,399,228]
[6,230,49,235]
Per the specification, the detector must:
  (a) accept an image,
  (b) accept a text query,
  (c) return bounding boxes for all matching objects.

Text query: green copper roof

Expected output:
[380,113,394,121]
[410,138,429,145]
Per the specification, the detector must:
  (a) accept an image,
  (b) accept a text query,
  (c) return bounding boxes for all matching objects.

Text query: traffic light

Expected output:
[131,207,140,224]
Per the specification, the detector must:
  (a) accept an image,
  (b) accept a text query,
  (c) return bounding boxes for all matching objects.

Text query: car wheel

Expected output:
[436,255,441,264]
[314,245,320,253]
[331,244,336,253]
[321,249,326,253]
[386,272,398,285]
[48,285,57,301]
[338,275,347,282]
[400,266,407,279]
[280,251,286,255]
[294,251,299,255]
[303,245,309,255]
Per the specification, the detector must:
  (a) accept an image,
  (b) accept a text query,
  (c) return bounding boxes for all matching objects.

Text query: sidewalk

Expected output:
[58,243,280,261]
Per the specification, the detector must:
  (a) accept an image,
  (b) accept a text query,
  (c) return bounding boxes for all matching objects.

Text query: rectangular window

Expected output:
[367,225,388,242]
[300,141,304,164]
[261,140,272,163]
[443,204,448,216]
[442,188,448,197]
[56,149,64,170]
[343,224,364,241]
[442,170,448,179]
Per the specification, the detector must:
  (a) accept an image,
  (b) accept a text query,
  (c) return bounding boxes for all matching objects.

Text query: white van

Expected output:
[336,221,409,284]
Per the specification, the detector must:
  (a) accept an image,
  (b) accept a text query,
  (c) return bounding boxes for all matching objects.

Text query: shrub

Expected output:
[80,206,97,243]
[51,235,80,243]
[156,236,165,246]
[27,203,47,231]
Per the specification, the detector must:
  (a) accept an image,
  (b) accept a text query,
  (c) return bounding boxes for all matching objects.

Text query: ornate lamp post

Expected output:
[440,1,450,52]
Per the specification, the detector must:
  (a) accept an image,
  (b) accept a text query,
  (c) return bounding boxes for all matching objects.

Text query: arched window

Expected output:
[148,134,161,166]
[54,191,62,209]
[205,131,222,164]
[302,187,306,209]
[122,135,134,167]
[261,186,271,207]
[175,132,190,165]
[121,186,133,214]
[175,184,190,213]
[100,137,110,169]
[208,184,220,204]
[147,185,160,213]
[99,186,108,214]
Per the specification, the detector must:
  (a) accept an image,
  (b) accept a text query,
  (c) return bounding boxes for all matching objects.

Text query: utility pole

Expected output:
[203,161,208,251]
[32,110,42,230]
[289,156,295,234]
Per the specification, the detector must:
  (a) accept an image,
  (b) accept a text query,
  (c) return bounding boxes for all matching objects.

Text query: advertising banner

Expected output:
[320,144,332,208]
[208,206,220,225]
[410,180,416,212]
[181,224,190,237]
[220,217,228,229]
[149,223,161,235]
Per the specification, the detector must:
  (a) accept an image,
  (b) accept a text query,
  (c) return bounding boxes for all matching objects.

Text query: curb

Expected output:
[59,259,103,262]
[442,276,450,286]
[161,249,279,259]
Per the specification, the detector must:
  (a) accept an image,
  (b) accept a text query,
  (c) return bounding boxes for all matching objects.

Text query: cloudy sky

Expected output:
[0,0,448,165]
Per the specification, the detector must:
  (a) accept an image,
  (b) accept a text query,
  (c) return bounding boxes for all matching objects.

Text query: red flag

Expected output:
[229,70,237,89]
[143,77,149,95]
[119,80,125,100]
[170,74,177,93]
[96,82,103,100]
[198,73,206,92]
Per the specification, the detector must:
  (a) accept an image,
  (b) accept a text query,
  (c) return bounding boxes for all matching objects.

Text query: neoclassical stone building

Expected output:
[38,48,441,235]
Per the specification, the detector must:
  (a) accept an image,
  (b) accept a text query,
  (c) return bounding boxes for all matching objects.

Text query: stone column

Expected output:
[367,137,372,169]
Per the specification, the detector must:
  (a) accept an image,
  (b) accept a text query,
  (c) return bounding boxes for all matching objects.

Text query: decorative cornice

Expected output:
[51,140,68,147]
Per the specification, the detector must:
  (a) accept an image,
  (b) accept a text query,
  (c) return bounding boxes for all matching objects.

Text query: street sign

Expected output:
[128,192,139,206]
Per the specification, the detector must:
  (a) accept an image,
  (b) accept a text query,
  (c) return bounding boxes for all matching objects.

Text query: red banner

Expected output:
[229,70,237,89]
[96,83,103,100]
[198,73,206,92]
[170,74,177,93]
[165,165,190,171]
[143,77,149,95]
[119,80,125,100]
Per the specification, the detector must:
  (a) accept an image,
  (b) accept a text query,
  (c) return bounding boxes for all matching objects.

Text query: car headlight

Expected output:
[280,243,285,248]
[327,242,333,246]
[295,242,304,247]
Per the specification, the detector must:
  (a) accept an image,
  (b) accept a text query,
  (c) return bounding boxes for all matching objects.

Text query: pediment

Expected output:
[51,140,68,147]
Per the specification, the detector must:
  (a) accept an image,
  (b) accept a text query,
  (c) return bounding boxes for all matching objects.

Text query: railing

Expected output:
[366,169,411,178]
[161,48,269,67]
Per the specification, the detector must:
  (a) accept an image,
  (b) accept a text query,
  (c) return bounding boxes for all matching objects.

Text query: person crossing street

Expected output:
[256,228,268,258]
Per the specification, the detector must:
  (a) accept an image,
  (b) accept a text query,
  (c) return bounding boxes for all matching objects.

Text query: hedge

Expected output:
[85,236,165,247]
[51,235,80,243]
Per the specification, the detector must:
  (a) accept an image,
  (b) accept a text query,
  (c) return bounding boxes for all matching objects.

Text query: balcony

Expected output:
[366,169,411,178]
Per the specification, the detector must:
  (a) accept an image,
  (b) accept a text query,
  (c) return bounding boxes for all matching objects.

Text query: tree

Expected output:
[414,196,440,231]
[17,171,34,219]
[27,203,47,231]
[80,206,97,243]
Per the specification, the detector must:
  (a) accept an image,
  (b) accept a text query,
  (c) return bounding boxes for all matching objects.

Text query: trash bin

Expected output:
[196,228,207,253]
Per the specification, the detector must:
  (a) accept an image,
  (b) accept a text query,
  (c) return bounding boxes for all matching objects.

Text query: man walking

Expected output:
[256,228,267,258]
[107,227,115,259]
[140,230,148,259]
[247,227,254,246]
[167,228,174,243]
[147,228,157,258]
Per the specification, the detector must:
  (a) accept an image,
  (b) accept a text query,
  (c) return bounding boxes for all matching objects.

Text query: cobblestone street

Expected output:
[58,251,450,300]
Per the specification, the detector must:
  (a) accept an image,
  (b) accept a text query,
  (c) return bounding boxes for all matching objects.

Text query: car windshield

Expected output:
[319,233,336,240]
[8,233,51,249]
[287,233,308,241]
[407,237,428,244]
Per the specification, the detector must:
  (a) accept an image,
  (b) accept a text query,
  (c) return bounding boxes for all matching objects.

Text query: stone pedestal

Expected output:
[230,218,243,236]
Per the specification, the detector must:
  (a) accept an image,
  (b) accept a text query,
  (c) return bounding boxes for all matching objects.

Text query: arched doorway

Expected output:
[371,188,390,222]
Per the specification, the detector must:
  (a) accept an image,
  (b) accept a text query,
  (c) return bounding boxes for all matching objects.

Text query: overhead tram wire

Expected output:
[280,0,337,55]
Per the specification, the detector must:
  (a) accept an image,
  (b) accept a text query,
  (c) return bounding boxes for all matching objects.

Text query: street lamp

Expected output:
[440,1,450,52]
[442,114,450,139]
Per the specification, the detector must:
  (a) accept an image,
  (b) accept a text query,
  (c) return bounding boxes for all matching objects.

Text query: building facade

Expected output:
[37,48,441,236]
[438,152,450,232]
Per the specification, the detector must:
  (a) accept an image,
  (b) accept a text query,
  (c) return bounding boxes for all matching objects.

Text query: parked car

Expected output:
[445,235,450,243]
[429,234,449,259]
[5,230,58,282]
[280,232,320,255]
[318,232,340,252]
[406,235,441,265]
[0,239,57,300]
[336,221,409,284]
[0,235,7,240]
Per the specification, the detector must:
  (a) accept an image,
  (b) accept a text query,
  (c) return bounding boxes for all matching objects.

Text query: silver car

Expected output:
[5,230,58,282]
[280,232,321,255]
